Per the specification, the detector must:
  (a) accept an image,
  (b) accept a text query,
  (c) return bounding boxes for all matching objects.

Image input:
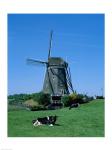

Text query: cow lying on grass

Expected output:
[69,103,80,110]
[32,115,58,126]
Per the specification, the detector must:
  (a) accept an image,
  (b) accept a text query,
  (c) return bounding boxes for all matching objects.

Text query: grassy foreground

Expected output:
[8,99,104,137]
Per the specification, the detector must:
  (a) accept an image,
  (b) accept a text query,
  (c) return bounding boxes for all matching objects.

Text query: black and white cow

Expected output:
[32,115,58,126]
[69,103,80,110]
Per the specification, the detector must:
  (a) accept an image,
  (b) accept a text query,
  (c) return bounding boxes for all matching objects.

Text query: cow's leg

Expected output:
[33,120,40,126]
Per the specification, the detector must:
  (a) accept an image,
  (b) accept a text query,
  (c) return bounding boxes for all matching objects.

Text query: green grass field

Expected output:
[8,99,104,137]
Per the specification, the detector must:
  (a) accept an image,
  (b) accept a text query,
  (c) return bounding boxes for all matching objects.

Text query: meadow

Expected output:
[8,99,104,137]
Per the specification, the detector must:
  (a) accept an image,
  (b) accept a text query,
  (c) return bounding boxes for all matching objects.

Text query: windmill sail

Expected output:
[48,30,53,59]
[27,58,47,66]
[65,67,74,93]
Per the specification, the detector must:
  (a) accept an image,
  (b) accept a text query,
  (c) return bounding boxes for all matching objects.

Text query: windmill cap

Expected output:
[48,57,68,66]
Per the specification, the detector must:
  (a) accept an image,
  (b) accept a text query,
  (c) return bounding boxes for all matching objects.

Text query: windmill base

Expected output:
[48,96,63,109]
[51,95,62,104]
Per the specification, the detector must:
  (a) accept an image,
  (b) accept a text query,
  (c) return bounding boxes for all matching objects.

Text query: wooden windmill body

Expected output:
[43,57,69,96]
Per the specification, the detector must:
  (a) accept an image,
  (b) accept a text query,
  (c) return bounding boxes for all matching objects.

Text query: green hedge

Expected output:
[61,93,90,107]
[8,92,51,106]
[32,92,51,106]
[61,95,70,107]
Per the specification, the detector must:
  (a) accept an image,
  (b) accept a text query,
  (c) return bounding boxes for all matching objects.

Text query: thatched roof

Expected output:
[48,57,68,67]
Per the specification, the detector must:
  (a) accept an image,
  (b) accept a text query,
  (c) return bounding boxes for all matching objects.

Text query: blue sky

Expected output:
[8,14,104,96]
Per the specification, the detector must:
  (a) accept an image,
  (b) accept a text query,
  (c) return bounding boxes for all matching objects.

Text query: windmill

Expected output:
[27,31,74,103]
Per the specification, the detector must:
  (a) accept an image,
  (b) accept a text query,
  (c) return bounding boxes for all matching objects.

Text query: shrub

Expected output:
[96,96,104,99]
[8,93,32,104]
[8,92,51,111]
[76,94,90,104]
[61,95,70,107]
[61,92,90,107]
[23,99,38,107]
[69,92,78,104]
[33,92,51,106]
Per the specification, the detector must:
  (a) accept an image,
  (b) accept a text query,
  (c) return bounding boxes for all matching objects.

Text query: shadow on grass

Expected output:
[54,123,61,126]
